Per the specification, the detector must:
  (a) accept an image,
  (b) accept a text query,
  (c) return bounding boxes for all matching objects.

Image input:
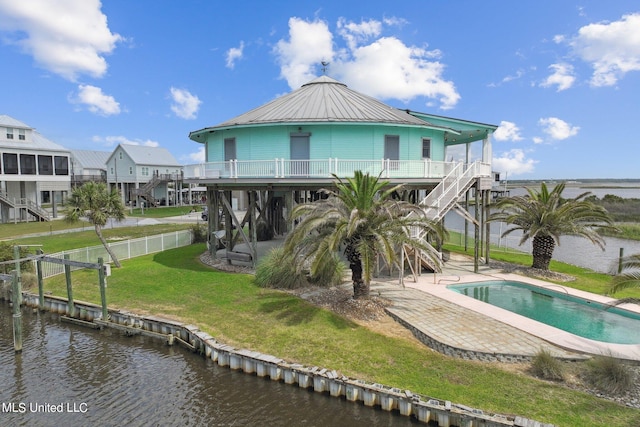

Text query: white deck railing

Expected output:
[184,159,491,180]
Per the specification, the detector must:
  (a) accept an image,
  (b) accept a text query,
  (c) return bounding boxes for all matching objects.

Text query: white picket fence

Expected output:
[34,230,194,279]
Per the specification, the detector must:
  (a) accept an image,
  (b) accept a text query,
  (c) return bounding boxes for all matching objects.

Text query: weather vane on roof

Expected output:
[321,61,330,75]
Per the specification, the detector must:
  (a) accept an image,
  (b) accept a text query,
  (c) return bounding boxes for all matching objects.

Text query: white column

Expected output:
[482,132,493,165]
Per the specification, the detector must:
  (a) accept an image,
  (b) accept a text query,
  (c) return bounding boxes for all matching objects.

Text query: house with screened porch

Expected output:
[0,115,71,222]
[185,76,497,268]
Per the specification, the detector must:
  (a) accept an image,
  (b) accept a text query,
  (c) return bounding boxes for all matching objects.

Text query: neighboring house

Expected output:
[106,144,183,207]
[0,114,71,222]
[185,75,498,265]
[70,150,110,187]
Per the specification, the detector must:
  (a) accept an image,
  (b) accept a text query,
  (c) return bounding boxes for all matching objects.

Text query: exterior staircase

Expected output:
[0,191,50,222]
[132,175,162,207]
[420,162,484,222]
[404,161,490,273]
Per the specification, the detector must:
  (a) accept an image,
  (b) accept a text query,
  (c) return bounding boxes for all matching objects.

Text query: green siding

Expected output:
[204,123,448,163]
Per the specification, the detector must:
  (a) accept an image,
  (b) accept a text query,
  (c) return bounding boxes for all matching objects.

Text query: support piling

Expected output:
[98,257,108,320]
[64,254,75,317]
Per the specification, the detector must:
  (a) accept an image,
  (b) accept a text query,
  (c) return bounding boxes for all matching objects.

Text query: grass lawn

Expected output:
[40,243,640,427]
[0,218,94,240]
[127,205,203,218]
[7,223,194,254]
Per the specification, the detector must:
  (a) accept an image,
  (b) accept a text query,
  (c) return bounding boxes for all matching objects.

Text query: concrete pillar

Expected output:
[52,190,57,218]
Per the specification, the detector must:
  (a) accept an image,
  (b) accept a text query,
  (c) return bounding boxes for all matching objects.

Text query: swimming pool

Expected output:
[447,280,640,345]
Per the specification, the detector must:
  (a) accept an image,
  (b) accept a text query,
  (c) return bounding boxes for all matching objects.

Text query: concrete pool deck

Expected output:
[371,254,640,363]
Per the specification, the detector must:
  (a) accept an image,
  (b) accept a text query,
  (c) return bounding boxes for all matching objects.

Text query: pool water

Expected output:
[447,281,640,345]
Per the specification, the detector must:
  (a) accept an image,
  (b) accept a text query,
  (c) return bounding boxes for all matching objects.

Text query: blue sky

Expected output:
[0,1,638,180]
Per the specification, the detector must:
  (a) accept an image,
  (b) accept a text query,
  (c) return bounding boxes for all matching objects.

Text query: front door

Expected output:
[224,138,236,161]
[384,135,399,170]
[290,134,310,176]
[224,138,236,176]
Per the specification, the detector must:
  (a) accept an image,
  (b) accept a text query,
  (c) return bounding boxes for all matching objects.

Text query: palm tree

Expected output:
[64,182,126,267]
[489,182,617,271]
[284,171,445,299]
[607,254,640,306]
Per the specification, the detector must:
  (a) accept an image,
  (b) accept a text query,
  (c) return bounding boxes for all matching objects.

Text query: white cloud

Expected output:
[186,147,205,163]
[382,16,408,28]
[493,121,523,142]
[538,117,580,140]
[0,0,122,81]
[492,149,537,176]
[273,17,460,110]
[540,63,576,91]
[565,13,640,87]
[338,37,459,109]
[488,69,525,87]
[70,84,120,116]
[226,41,244,69]
[273,17,335,89]
[169,87,201,120]
[337,17,382,50]
[93,135,159,148]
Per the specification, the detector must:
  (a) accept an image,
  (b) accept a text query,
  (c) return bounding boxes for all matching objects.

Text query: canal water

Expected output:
[445,183,640,273]
[0,303,416,427]
[446,211,640,273]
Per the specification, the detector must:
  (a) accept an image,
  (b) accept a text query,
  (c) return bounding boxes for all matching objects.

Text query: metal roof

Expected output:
[0,115,31,129]
[113,144,181,167]
[190,76,445,139]
[0,114,70,153]
[70,150,111,170]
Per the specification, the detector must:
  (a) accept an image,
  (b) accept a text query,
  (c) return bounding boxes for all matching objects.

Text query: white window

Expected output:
[119,151,123,160]
[129,166,133,175]
[6,127,14,139]
[18,129,25,140]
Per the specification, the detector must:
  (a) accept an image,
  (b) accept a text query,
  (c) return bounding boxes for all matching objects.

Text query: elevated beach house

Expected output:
[0,115,71,222]
[185,76,497,267]
[70,149,110,187]
[106,144,183,208]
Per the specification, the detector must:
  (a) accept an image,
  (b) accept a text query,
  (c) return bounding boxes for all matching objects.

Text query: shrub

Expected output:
[254,247,307,289]
[585,355,634,395]
[0,242,33,274]
[190,223,207,243]
[307,252,347,288]
[21,272,38,291]
[530,348,564,381]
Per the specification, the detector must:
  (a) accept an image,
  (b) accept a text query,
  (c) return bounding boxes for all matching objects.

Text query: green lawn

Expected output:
[39,243,640,427]
[8,223,194,254]
[127,205,203,218]
[0,218,94,240]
